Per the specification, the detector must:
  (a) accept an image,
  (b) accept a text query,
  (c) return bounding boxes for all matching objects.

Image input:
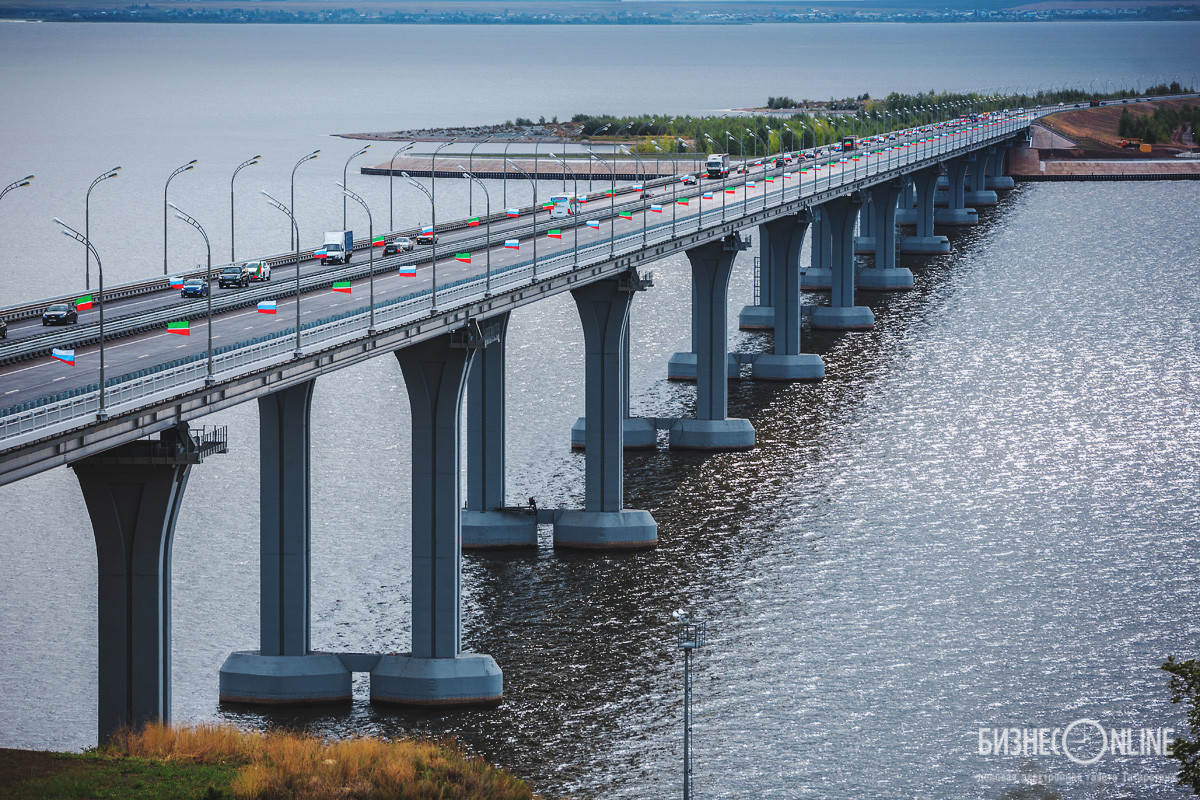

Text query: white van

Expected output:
[548,193,579,219]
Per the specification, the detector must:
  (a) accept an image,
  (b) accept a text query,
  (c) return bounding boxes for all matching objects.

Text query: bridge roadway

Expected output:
[0,111,1031,740]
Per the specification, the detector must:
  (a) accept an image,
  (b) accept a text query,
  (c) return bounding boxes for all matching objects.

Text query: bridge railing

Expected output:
[0,116,1032,450]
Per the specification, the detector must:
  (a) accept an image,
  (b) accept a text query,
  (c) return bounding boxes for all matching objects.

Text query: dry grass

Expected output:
[109,722,535,800]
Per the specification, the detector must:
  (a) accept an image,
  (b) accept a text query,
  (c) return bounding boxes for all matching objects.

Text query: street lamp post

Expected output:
[402,173,440,311]
[548,154,579,266]
[673,609,707,800]
[0,174,33,204]
[505,160,538,277]
[588,123,611,191]
[230,155,260,263]
[261,191,304,358]
[467,135,494,216]
[54,218,107,419]
[290,149,320,249]
[586,152,615,255]
[342,144,370,229]
[620,145,649,245]
[502,135,519,206]
[167,202,216,385]
[338,182,377,333]
[389,142,415,232]
[458,167,494,295]
[85,167,118,292]
[164,159,197,275]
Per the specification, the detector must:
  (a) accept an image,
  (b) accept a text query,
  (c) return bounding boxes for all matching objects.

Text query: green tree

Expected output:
[1163,656,1200,795]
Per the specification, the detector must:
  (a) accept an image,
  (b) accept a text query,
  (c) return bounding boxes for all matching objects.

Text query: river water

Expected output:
[1,20,1199,800]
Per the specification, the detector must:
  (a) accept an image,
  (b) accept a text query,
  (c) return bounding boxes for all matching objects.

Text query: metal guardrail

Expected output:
[0,117,1031,449]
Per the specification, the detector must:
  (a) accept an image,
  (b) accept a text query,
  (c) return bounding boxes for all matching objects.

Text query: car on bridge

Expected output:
[42,302,78,326]
[383,238,414,255]
[243,261,271,282]
[218,265,251,289]
[416,231,438,245]
[0,318,6,339]
[680,174,698,186]
[181,278,210,298]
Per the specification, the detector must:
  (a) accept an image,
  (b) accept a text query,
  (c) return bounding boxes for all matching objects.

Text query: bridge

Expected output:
[0,110,1032,742]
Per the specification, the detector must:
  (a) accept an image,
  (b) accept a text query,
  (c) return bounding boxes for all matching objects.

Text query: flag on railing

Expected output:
[51,348,75,366]
[332,281,351,294]
[650,204,663,213]
[747,181,756,188]
[76,294,93,311]
[587,220,600,229]
[398,265,416,277]
[605,188,616,197]
[507,208,520,218]
[372,235,386,247]
[577,196,587,204]
[167,320,190,336]
[504,239,519,249]
[455,253,471,263]
[421,225,434,235]
[676,198,689,206]
[764,176,775,183]
[257,300,277,314]
[702,192,713,200]
[726,187,736,194]
[467,217,480,227]
[619,212,633,220]
[542,201,555,210]
[548,229,562,239]
[314,249,328,259]
[170,277,185,288]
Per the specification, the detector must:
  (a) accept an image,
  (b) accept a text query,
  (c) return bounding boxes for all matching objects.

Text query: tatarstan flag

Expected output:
[372,235,386,247]
[677,198,689,206]
[455,253,471,263]
[605,189,616,197]
[547,230,562,239]
[167,320,190,336]
[76,294,94,311]
[332,281,351,294]
[725,187,736,194]
[619,212,633,220]
[467,218,480,227]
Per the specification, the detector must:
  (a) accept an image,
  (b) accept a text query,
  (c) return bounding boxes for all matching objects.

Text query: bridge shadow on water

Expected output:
[218,189,1028,796]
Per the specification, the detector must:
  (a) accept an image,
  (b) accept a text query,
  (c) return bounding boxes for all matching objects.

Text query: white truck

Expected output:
[322,230,353,265]
[705,153,730,179]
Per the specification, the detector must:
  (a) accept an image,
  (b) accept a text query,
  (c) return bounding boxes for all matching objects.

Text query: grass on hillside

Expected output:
[1,723,536,800]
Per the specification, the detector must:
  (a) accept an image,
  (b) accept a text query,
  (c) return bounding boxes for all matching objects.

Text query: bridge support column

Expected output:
[751,213,824,382]
[859,180,914,291]
[854,195,875,254]
[964,150,999,207]
[670,234,756,449]
[894,177,917,226]
[372,330,503,704]
[75,425,219,742]
[935,156,978,226]
[220,380,351,705]
[811,194,875,330]
[898,167,950,254]
[668,269,742,382]
[462,313,537,548]
[986,144,1015,190]
[801,206,832,290]
[738,227,775,330]
[573,329,658,449]
[555,272,658,549]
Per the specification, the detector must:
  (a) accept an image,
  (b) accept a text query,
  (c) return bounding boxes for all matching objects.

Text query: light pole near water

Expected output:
[230,155,260,263]
[342,144,370,230]
[505,159,538,277]
[339,182,377,334]
[85,167,118,292]
[54,218,107,419]
[290,149,320,250]
[467,135,494,216]
[389,142,415,232]
[164,159,196,275]
[673,609,707,800]
[262,190,304,358]
[167,202,216,385]
[402,173,440,312]
[458,167,493,295]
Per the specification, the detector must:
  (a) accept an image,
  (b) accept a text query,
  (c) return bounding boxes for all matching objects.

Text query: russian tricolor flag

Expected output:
[586,220,600,229]
[506,208,520,218]
[52,348,75,366]
[421,225,434,235]
[702,192,713,200]
[257,300,277,314]
[504,239,519,249]
[314,249,328,259]
[650,204,663,213]
[747,181,756,188]
[398,266,416,277]
[170,276,185,289]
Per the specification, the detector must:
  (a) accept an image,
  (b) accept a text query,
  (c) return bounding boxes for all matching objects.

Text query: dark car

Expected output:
[181,278,210,298]
[42,302,78,326]
[0,318,7,339]
[415,231,437,245]
[383,237,413,256]
[218,265,250,289]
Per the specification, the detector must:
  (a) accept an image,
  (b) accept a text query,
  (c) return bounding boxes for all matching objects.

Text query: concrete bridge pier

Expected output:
[751,213,824,382]
[986,144,1016,191]
[670,234,756,449]
[964,150,999,207]
[738,228,775,330]
[555,272,658,549]
[572,322,658,449]
[899,167,951,254]
[895,177,917,226]
[801,206,833,290]
[75,424,215,743]
[854,196,876,254]
[372,331,503,705]
[220,381,351,705]
[668,269,741,381]
[812,194,875,330]
[934,156,979,226]
[462,313,538,548]
[858,180,914,291]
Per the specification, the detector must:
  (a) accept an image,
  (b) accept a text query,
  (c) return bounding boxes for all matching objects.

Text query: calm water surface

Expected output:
[1,21,1199,800]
